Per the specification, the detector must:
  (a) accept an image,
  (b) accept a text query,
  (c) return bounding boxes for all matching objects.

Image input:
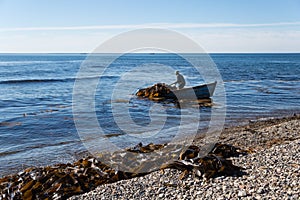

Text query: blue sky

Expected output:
[0,0,300,52]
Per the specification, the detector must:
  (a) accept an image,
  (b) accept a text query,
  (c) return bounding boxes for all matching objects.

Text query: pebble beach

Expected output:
[69,114,300,200]
[1,114,299,200]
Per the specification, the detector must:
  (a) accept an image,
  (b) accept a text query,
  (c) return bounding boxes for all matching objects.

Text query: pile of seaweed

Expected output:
[0,143,249,199]
[0,157,145,200]
[161,143,248,179]
[128,142,248,179]
[136,83,176,101]
[135,83,214,108]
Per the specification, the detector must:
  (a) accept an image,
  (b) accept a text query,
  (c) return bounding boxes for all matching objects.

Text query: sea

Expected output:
[0,53,300,176]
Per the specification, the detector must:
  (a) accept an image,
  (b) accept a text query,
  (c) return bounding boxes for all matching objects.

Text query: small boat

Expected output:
[136,81,217,100]
[166,81,217,99]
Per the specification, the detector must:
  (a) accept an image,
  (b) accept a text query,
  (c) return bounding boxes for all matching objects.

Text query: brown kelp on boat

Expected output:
[136,81,217,101]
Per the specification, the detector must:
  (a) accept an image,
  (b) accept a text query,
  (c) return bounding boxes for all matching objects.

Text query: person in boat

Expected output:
[171,71,186,89]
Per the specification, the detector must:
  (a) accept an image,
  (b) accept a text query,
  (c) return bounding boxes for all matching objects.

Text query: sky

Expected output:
[0,0,300,53]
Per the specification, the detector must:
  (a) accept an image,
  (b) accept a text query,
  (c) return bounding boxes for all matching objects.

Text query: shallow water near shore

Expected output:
[0,53,300,176]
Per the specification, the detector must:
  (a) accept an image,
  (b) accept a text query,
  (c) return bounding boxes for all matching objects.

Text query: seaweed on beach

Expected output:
[126,142,248,180]
[126,142,166,153]
[161,143,248,180]
[0,143,248,199]
[0,157,146,200]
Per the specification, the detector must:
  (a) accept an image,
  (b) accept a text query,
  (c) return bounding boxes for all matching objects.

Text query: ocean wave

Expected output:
[223,80,262,83]
[0,78,74,84]
[0,60,83,66]
[0,75,119,84]
[0,140,79,157]
[224,79,300,83]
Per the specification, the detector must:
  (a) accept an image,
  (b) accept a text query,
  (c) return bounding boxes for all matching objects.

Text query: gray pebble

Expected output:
[69,119,300,200]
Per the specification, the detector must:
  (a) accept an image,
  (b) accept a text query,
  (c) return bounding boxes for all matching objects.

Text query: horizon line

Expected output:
[0,52,299,54]
[1,22,300,32]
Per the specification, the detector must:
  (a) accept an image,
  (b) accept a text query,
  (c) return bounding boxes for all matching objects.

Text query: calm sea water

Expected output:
[0,53,299,176]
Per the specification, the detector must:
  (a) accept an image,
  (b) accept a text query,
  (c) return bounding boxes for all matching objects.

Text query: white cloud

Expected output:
[0,32,111,53]
[1,22,300,32]
[189,30,300,53]
[0,22,300,53]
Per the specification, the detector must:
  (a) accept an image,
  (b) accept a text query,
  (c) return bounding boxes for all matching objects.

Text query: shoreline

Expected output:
[217,113,300,149]
[1,113,299,199]
[1,111,299,177]
[70,113,300,199]
[1,108,297,177]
